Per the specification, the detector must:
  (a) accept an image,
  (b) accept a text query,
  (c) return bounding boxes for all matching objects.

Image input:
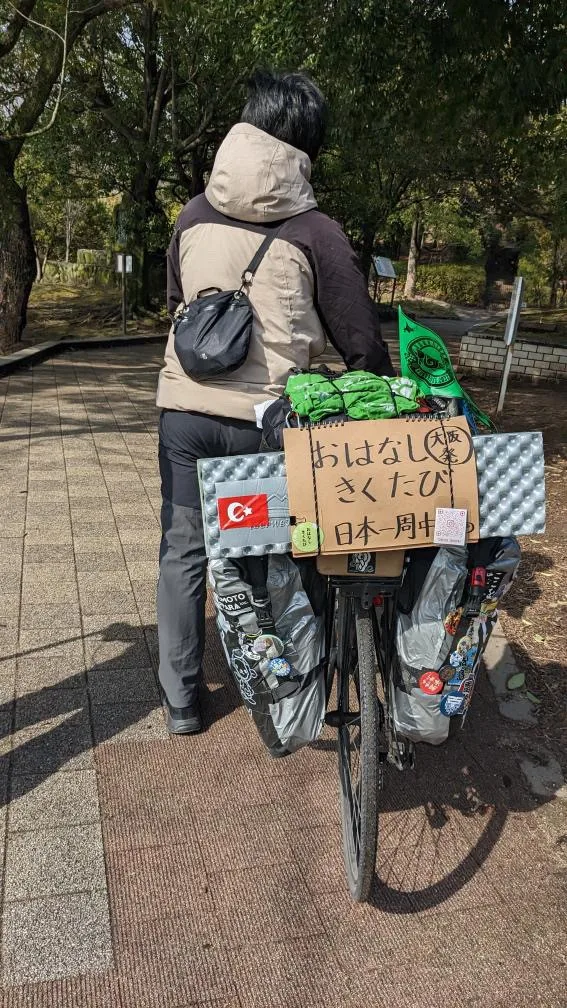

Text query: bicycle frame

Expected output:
[324,573,415,772]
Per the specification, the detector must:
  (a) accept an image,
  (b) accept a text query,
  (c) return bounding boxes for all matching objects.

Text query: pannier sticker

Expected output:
[347,552,377,574]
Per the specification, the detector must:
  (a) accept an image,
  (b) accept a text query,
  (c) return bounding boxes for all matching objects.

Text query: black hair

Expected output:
[240,69,329,162]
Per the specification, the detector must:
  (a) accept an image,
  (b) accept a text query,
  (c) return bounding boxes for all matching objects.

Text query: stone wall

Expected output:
[458,333,567,383]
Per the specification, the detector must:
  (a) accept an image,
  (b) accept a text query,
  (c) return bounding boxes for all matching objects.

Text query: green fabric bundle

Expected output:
[285,371,421,422]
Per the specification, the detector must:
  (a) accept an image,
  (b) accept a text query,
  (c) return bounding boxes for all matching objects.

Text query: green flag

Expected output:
[398,306,463,397]
[398,307,495,430]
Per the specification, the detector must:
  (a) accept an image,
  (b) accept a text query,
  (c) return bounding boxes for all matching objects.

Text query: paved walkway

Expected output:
[0,344,565,1007]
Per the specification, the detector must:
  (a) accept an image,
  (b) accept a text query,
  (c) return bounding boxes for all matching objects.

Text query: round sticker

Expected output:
[465,645,478,668]
[418,670,444,695]
[448,670,464,687]
[438,665,454,683]
[292,522,324,553]
[252,635,284,657]
[444,607,463,636]
[440,692,466,717]
[268,657,291,678]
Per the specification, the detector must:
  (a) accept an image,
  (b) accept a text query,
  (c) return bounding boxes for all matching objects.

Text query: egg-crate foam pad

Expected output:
[198,431,545,559]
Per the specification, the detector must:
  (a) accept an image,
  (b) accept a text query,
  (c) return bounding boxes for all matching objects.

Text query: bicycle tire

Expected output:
[336,595,379,902]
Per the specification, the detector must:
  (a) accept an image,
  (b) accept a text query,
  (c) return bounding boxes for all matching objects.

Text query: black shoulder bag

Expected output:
[173,227,282,381]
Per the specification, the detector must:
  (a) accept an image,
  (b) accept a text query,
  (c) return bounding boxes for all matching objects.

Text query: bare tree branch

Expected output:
[1,0,69,142]
[0,0,141,148]
[0,0,36,58]
[148,60,169,147]
[177,105,216,154]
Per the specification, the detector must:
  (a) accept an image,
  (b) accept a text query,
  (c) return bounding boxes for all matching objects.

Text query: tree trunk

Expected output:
[403,214,422,298]
[549,237,559,308]
[190,150,205,198]
[0,151,37,353]
[359,221,376,286]
[119,162,165,312]
[65,200,72,263]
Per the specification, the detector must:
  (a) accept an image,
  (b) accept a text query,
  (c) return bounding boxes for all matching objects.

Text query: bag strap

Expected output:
[240,226,283,287]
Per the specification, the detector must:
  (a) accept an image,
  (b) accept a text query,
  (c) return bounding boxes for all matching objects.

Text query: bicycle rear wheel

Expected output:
[336,595,378,902]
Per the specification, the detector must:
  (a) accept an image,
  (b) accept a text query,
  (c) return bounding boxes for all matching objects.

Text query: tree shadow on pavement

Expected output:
[366,668,553,913]
[0,617,240,809]
[500,550,553,620]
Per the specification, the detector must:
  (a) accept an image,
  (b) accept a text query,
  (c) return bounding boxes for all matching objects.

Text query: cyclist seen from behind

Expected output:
[157,68,394,734]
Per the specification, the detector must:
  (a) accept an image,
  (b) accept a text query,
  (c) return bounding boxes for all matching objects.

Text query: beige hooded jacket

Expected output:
[157,123,392,421]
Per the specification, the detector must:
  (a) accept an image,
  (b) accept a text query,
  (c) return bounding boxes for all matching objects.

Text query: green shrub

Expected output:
[76,249,108,266]
[390,262,484,304]
[518,255,551,308]
[42,260,117,287]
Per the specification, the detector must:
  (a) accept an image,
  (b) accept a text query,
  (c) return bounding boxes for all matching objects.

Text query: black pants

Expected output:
[157,409,262,707]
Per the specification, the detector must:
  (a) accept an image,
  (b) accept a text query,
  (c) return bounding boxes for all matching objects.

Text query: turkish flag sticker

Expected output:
[217,494,269,530]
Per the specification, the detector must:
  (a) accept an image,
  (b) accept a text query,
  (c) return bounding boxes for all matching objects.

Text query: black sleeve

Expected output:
[166,226,183,316]
[287,213,395,376]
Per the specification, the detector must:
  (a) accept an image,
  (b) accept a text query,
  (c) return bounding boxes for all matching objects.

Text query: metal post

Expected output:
[121,256,127,337]
[496,275,524,416]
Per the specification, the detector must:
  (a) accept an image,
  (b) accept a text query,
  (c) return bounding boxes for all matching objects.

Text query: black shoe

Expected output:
[164,701,202,735]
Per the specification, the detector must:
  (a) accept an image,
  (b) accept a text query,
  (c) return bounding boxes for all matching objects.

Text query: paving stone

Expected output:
[208,863,325,947]
[23,529,74,546]
[91,702,167,744]
[116,543,158,565]
[82,613,143,639]
[0,663,16,705]
[0,520,26,538]
[85,630,149,664]
[11,718,94,774]
[73,536,123,555]
[17,656,85,692]
[21,578,78,606]
[115,916,237,1007]
[5,824,106,901]
[134,599,157,623]
[106,842,209,925]
[123,561,159,581]
[66,488,111,502]
[87,664,158,703]
[17,629,85,665]
[267,768,342,831]
[118,527,160,545]
[71,520,118,537]
[19,603,82,629]
[229,935,355,1008]
[2,891,113,983]
[130,580,157,607]
[14,692,89,732]
[70,508,116,528]
[196,802,292,874]
[100,799,197,853]
[78,580,137,615]
[9,769,100,831]
[75,551,126,573]
[0,567,23,593]
[0,592,20,620]
[0,538,24,563]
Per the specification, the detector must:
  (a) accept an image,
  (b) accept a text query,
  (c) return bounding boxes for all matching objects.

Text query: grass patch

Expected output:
[25,282,167,345]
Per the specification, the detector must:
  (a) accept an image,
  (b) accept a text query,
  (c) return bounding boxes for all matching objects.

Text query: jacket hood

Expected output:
[205,123,317,222]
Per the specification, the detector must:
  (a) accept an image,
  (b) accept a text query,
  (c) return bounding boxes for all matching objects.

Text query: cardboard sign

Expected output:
[283,417,480,556]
